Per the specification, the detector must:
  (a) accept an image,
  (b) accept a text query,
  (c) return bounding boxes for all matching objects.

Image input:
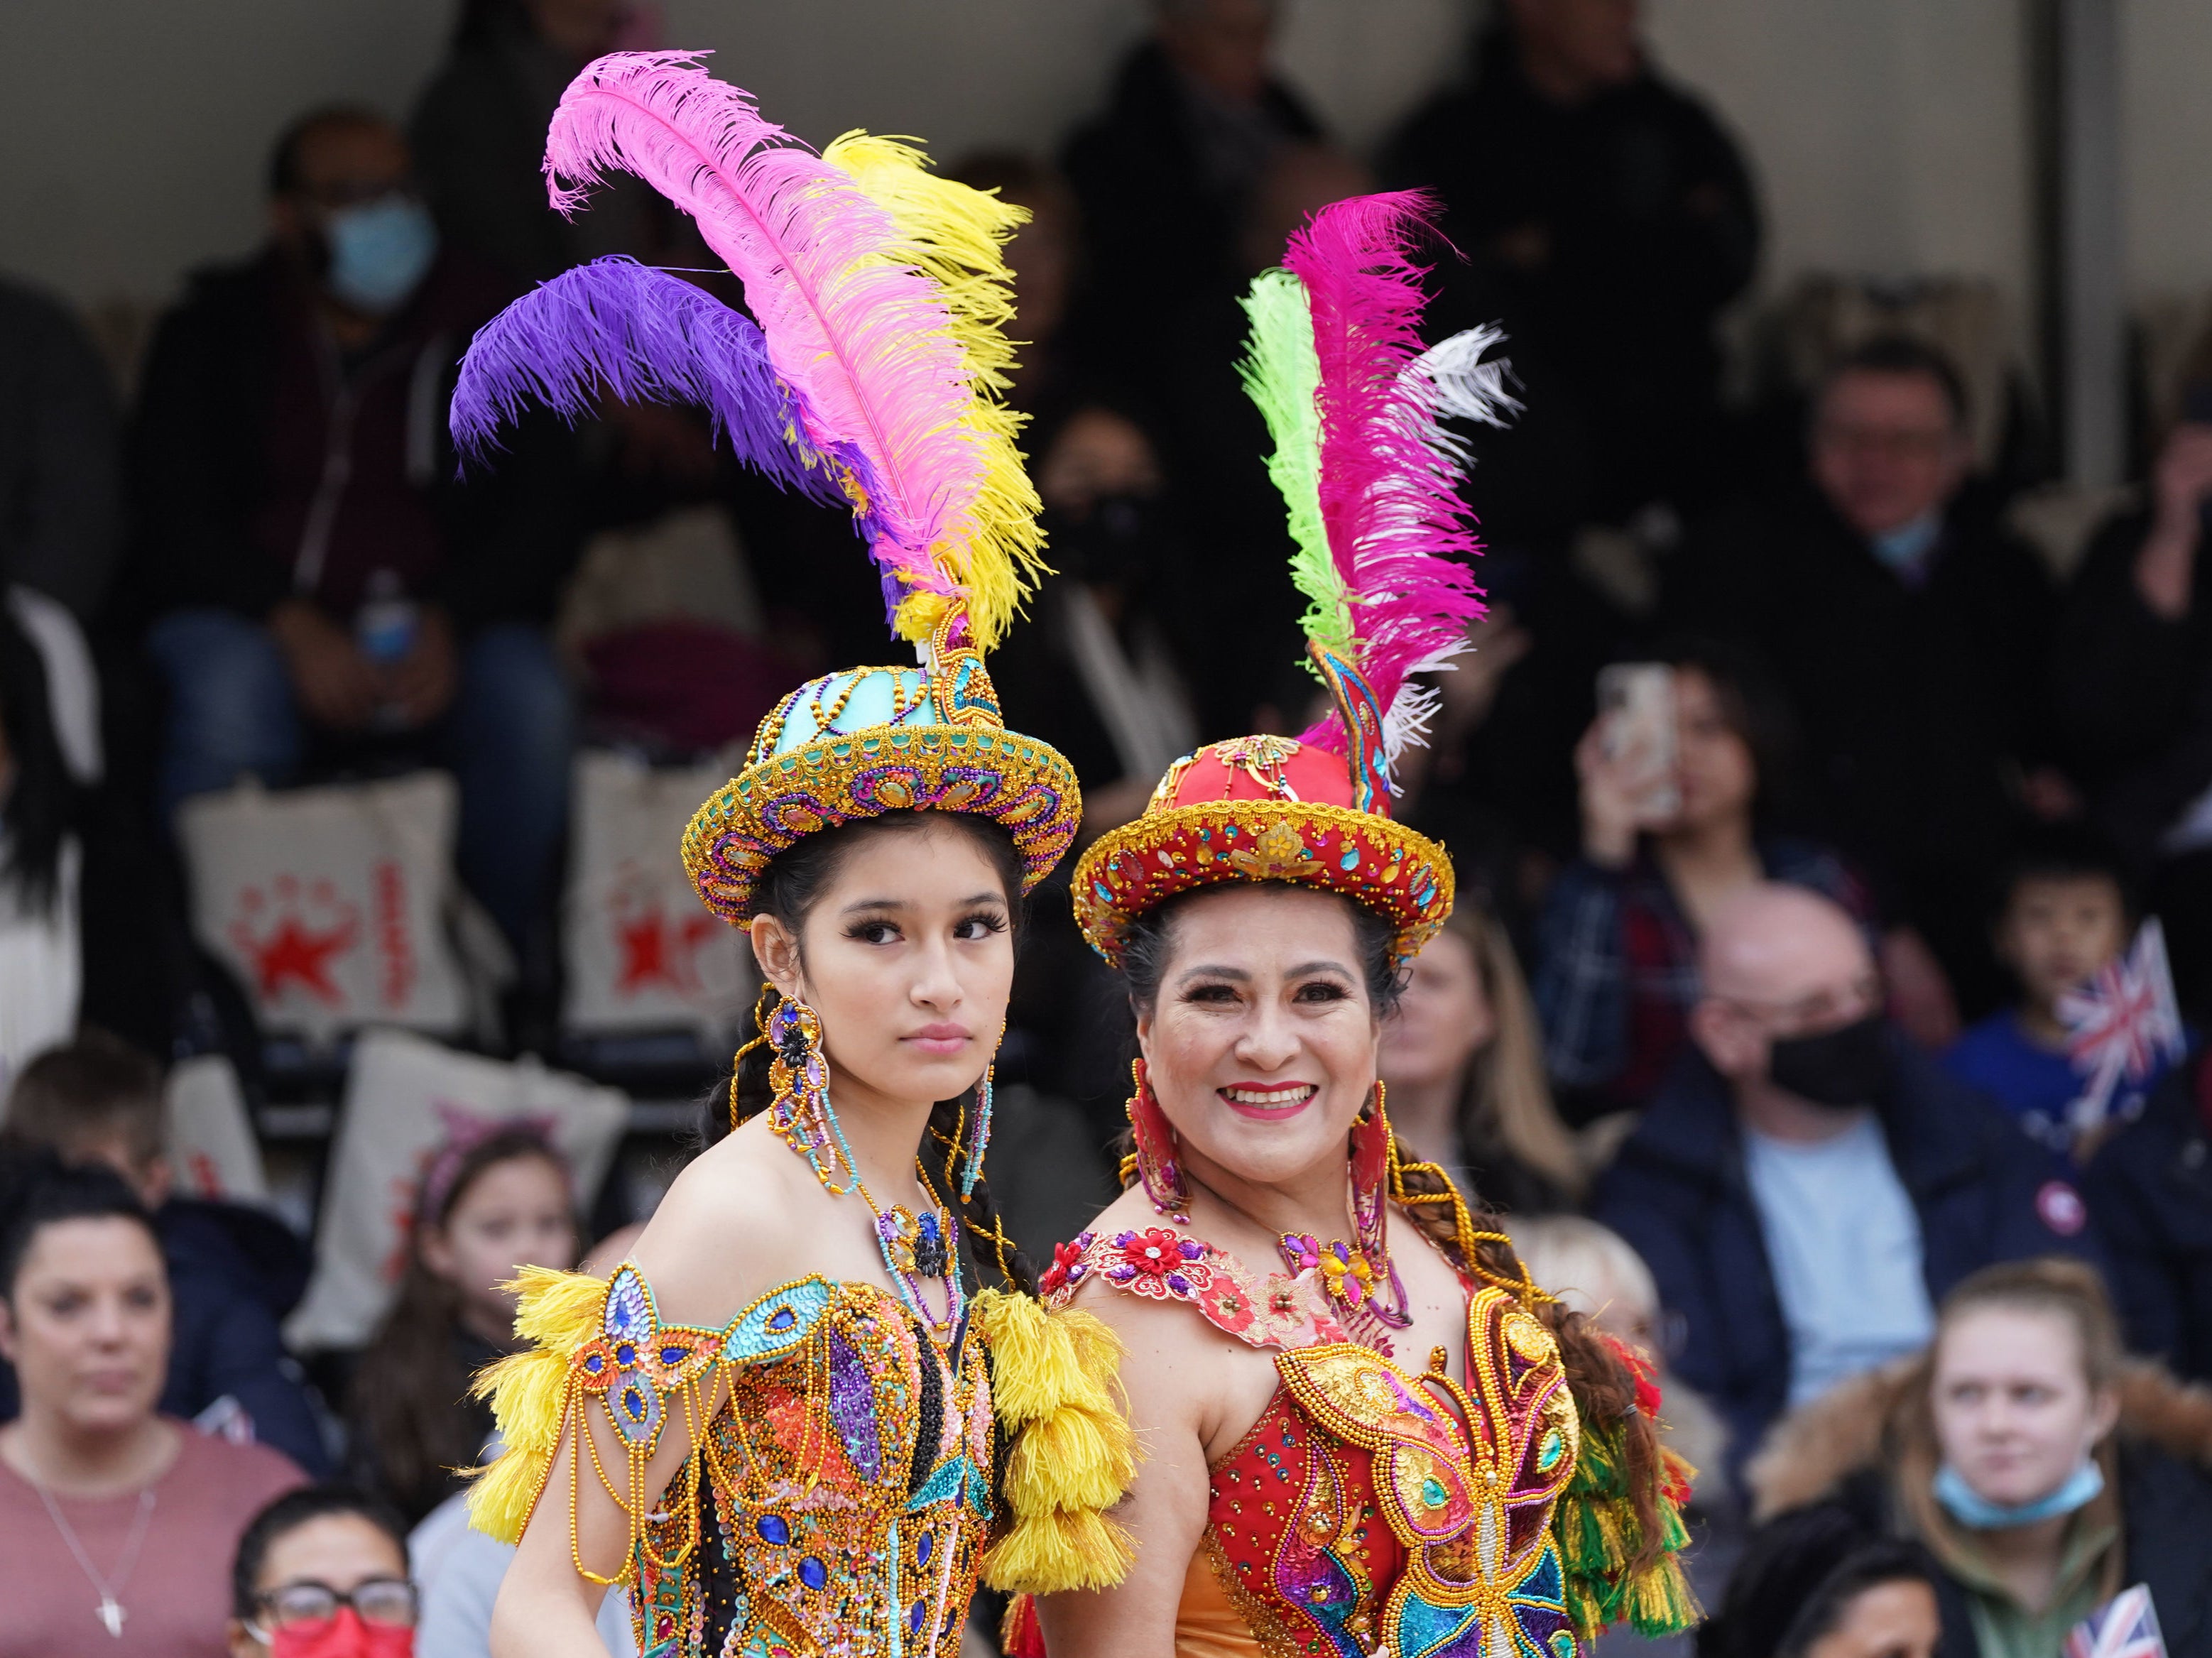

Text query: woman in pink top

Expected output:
[0,1159,303,1656]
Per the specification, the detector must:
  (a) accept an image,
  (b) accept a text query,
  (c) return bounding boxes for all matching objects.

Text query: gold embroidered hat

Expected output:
[682,611,1079,925]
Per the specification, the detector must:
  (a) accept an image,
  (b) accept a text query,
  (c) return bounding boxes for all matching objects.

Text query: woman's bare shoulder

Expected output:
[622,1127,819,1329]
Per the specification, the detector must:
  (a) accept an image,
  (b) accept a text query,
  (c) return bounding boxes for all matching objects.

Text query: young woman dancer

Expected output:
[438,53,1133,1658]
[1025,193,1698,1658]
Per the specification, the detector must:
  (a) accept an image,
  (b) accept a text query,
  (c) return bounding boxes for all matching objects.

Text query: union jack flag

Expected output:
[2059,918,2186,1132]
[2066,1584,2166,1658]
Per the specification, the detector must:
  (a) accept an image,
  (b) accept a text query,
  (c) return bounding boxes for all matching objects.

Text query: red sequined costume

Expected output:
[1014,1227,1581,1658]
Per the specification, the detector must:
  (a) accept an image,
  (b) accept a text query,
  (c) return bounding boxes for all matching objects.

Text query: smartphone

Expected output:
[1597,662,1680,816]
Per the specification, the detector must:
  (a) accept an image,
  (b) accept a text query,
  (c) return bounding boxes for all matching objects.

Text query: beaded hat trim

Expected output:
[1071,797,1453,968]
[683,719,1081,925]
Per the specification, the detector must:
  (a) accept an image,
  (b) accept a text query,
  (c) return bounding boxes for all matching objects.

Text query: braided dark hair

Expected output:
[696,810,1036,1295]
[1118,884,1677,1580]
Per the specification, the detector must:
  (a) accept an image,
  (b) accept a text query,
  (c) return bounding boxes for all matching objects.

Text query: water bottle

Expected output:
[356,569,418,665]
[357,569,418,730]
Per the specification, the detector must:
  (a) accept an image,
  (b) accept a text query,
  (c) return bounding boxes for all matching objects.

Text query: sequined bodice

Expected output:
[1047,1228,1581,1658]
[611,1272,995,1658]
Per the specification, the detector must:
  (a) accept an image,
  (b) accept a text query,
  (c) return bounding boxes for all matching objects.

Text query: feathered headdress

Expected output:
[1240,190,1516,792]
[450,50,1042,652]
[1070,191,1510,968]
[452,53,1084,927]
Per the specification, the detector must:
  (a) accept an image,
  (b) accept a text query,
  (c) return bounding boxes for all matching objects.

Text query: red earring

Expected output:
[1349,1084,1412,1333]
[1126,1058,1192,1224]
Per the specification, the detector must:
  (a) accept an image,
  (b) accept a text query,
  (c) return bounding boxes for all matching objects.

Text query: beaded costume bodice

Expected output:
[1040,1227,1581,1658]
[508,1267,994,1658]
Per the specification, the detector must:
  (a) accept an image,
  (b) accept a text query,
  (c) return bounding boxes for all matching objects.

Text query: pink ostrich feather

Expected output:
[543,51,973,608]
[1285,191,1488,763]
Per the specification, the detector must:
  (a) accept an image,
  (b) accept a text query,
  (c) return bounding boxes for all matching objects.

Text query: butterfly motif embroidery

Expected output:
[571,1266,725,1451]
[1276,1288,1581,1658]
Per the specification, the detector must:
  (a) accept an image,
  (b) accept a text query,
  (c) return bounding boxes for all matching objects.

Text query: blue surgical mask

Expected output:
[1869,510,1943,579]
[1932,1458,2104,1529]
[324,195,438,316]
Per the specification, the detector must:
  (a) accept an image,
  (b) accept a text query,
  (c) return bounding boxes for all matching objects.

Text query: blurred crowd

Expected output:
[4,0,2212,1654]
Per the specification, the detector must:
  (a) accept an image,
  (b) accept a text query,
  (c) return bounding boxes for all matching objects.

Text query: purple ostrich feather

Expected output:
[450,255,843,506]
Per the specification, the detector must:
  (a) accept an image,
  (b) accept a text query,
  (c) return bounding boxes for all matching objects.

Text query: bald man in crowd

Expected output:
[1593,884,2096,1479]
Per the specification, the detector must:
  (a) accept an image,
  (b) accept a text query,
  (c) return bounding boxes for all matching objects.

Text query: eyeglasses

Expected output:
[1714,972,1883,1037]
[250,1577,418,1634]
[1814,420,1958,462]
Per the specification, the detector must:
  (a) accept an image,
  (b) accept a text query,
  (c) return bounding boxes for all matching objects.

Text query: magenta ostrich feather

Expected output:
[1283,192,1491,764]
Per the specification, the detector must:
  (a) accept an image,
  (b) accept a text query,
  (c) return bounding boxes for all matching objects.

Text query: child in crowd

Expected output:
[346,1124,578,1525]
[0,1032,326,1473]
[1942,828,2181,1164]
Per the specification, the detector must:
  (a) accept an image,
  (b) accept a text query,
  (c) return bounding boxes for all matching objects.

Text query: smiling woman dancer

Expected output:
[1020,194,1698,1658]
[437,53,1133,1658]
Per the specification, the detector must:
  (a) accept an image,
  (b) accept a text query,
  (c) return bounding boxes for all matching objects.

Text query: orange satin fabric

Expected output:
[1175,1544,1263,1658]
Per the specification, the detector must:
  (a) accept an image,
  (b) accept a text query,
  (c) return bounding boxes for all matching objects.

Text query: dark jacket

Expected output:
[1663,484,2054,1012]
[0,279,124,620]
[1061,39,1320,377]
[410,16,657,290]
[1384,27,1758,518]
[2083,1046,2212,1384]
[1748,1362,2212,1658]
[0,1198,327,1474]
[127,249,582,632]
[1593,1037,2097,1471]
[2054,507,2212,867]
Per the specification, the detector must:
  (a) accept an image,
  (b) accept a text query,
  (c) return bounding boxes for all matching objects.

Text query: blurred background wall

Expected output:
[4,0,2208,320]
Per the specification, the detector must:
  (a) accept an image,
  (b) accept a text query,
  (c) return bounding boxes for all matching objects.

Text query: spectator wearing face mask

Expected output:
[1593,884,2094,1478]
[227,1485,418,1658]
[130,105,582,955]
[1663,339,2067,1018]
[1745,1260,2212,1658]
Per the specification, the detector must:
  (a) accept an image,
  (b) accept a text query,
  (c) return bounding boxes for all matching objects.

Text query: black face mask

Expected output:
[1766,1013,1892,1109]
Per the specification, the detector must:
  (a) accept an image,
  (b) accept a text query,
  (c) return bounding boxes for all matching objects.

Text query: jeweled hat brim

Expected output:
[1072,799,1454,966]
[682,724,1082,925]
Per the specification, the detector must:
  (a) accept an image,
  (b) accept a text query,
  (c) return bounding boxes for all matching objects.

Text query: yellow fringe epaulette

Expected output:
[971,1287,1138,1594]
[466,1266,606,1544]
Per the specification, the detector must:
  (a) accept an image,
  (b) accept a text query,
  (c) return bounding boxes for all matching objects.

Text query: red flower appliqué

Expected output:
[1104,1228,1212,1302]
[1040,1233,1094,1299]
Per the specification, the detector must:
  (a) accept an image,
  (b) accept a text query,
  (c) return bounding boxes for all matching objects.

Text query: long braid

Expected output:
[922,1094,1037,1296]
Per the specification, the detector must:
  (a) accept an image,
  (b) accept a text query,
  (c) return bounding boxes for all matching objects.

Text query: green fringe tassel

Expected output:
[1552,1419,1702,1639]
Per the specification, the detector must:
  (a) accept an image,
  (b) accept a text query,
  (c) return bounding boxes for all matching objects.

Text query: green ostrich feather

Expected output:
[1237,269,1351,660]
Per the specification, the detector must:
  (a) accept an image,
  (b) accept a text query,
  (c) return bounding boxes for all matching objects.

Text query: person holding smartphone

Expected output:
[1534,640,1887,1120]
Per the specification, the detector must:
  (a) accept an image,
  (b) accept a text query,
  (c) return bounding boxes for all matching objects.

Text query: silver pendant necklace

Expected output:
[32,1478,156,1638]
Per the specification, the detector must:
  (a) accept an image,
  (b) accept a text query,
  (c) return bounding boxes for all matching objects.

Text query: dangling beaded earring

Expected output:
[766,995,841,1186]
[1125,1058,1192,1224]
[961,1022,1005,1198]
[1346,1084,1413,1335]
[727,983,773,1136]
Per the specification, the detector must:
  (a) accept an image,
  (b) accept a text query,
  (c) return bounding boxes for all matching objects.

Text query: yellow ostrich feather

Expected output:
[822,132,1047,653]
[465,1267,604,1544]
